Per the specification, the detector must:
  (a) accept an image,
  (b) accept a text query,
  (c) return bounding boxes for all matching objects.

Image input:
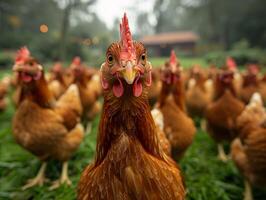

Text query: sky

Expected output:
[92,0,155,33]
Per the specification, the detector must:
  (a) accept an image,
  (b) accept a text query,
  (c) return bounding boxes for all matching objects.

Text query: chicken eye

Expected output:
[140,53,146,65]
[141,54,146,61]
[107,54,114,65]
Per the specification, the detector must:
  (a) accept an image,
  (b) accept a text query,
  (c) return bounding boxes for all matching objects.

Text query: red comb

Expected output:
[226,57,237,70]
[248,64,259,74]
[15,46,30,64]
[72,56,81,66]
[169,50,177,65]
[119,13,136,60]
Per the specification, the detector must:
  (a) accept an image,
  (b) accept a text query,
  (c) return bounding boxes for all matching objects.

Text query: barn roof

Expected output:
[140,31,199,45]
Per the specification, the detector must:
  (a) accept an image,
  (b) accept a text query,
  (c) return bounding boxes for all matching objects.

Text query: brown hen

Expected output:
[155,51,196,161]
[231,92,266,200]
[12,47,84,190]
[78,14,185,200]
[70,57,101,133]
[206,69,245,161]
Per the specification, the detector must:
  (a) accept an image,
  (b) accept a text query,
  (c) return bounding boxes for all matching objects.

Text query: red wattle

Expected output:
[21,72,32,83]
[145,71,152,86]
[133,75,142,97]
[100,74,109,89]
[113,76,124,97]
[33,71,42,80]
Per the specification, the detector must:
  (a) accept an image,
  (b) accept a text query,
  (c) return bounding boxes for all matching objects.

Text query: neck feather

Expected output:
[95,84,163,165]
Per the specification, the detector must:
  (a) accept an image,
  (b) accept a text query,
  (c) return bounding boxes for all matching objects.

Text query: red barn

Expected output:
[140,31,199,57]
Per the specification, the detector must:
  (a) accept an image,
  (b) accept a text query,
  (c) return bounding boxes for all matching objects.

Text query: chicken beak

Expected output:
[122,61,137,84]
[13,64,24,72]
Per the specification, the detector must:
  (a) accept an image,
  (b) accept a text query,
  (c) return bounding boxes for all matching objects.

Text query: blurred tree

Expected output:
[54,0,96,60]
[151,0,266,49]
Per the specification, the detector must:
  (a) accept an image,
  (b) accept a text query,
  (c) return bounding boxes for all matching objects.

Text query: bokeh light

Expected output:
[40,24,49,33]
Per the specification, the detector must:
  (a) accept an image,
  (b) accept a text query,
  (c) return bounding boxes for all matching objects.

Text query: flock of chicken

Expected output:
[1,13,266,200]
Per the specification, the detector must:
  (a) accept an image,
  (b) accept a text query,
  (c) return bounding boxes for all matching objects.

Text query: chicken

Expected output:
[155,51,196,161]
[147,68,162,107]
[0,76,10,111]
[226,57,243,98]
[70,57,101,133]
[48,62,69,99]
[259,73,266,105]
[12,47,84,190]
[240,65,259,104]
[206,69,245,161]
[231,92,266,200]
[78,14,185,200]
[185,65,214,119]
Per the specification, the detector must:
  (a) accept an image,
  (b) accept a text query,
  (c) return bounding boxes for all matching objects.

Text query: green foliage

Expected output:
[0,52,14,69]
[205,48,266,67]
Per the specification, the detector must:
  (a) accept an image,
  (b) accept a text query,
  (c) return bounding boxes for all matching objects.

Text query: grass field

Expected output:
[0,57,266,200]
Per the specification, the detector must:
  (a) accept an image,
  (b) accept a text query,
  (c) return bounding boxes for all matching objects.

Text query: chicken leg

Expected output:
[85,121,92,135]
[244,179,253,200]
[22,162,47,190]
[217,143,228,162]
[49,161,71,190]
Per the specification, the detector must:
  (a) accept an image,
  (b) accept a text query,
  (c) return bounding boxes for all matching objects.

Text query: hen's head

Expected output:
[13,47,43,84]
[100,13,152,98]
[70,56,85,80]
[161,50,182,85]
[217,69,234,85]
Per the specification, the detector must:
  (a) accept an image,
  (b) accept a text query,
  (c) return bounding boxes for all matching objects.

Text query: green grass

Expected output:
[1,104,266,200]
[150,57,207,68]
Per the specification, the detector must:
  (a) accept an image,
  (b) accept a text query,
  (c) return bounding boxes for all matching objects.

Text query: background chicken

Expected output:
[0,76,10,111]
[69,57,101,133]
[185,65,214,119]
[231,92,266,200]
[240,65,260,104]
[78,14,185,200]
[12,47,84,190]
[147,68,162,107]
[155,51,196,161]
[206,69,245,161]
[48,62,69,99]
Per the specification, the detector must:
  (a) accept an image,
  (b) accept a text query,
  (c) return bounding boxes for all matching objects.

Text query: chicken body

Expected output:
[13,84,83,162]
[186,76,214,118]
[240,73,259,104]
[206,71,245,161]
[231,93,266,199]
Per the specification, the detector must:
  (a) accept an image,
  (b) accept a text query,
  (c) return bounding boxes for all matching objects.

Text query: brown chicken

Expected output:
[240,65,260,104]
[78,14,185,200]
[206,69,245,161]
[225,57,243,98]
[259,72,266,105]
[0,76,10,111]
[147,68,162,107]
[12,47,84,190]
[70,57,101,133]
[231,92,266,200]
[185,65,214,118]
[48,62,69,99]
[155,51,196,161]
